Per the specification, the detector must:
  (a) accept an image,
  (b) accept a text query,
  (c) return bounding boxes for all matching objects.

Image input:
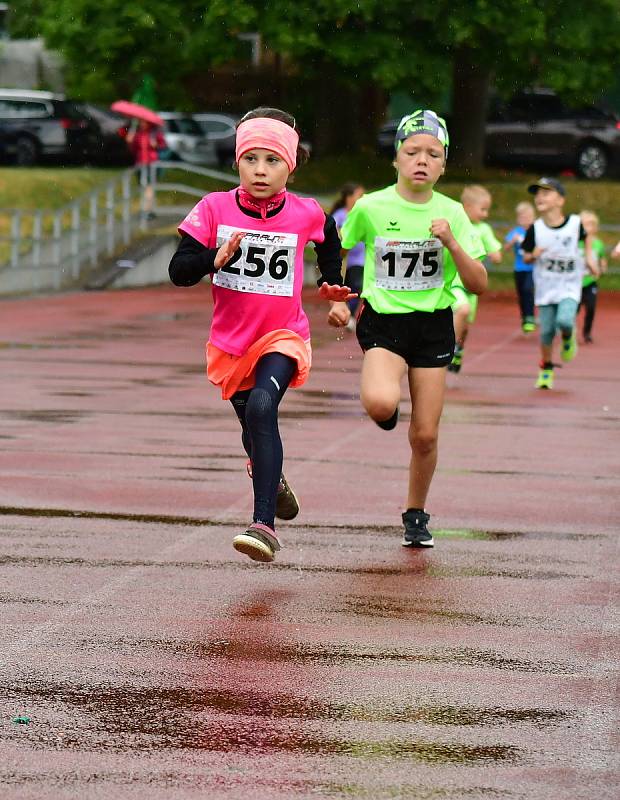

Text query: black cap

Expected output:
[527,177,566,196]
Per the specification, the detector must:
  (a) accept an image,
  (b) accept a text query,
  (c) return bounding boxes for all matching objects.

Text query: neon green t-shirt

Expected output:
[340,186,485,314]
[452,220,500,292]
[580,237,605,287]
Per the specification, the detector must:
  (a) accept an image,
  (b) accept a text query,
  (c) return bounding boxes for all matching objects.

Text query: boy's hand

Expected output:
[587,259,600,278]
[430,219,456,249]
[532,246,546,258]
[214,231,245,269]
[318,283,357,302]
[327,301,350,327]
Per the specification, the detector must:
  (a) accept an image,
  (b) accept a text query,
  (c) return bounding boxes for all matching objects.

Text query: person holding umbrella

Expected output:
[111,101,166,219]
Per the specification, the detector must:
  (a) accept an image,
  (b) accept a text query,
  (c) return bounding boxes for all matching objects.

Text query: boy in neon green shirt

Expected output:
[448,185,502,373]
[329,110,487,548]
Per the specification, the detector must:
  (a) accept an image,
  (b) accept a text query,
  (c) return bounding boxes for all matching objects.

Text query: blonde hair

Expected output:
[461,184,491,205]
[580,209,599,230]
[516,201,535,215]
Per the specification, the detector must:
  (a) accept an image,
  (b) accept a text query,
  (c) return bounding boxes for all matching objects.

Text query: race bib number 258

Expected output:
[375,236,444,291]
[212,225,297,296]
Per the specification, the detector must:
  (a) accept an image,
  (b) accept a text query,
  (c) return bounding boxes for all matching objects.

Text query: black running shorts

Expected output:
[356,301,455,368]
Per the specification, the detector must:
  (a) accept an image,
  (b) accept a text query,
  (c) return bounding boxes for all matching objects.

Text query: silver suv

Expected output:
[0,89,97,166]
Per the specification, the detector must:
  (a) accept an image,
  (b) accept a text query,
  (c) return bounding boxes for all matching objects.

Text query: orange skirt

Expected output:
[206,329,312,400]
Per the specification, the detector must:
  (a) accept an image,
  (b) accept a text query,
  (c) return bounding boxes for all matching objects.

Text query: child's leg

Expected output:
[538,304,557,363]
[360,347,407,423]
[231,352,296,528]
[406,367,446,509]
[345,265,363,315]
[522,272,535,322]
[453,302,470,346]
[556,298,578,338]
[582,284,597,338]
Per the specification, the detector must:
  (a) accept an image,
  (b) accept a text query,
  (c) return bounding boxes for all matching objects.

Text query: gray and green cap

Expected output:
[395,110,449,156]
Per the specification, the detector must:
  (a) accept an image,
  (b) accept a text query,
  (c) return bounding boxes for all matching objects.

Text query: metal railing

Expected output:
[0,162,240,295]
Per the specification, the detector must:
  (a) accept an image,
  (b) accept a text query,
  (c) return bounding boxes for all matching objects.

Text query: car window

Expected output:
[165,119,179,134]
[174,118,202,135]
[507,94,565,122]
[199,119,234,134]
[0,99,50,119]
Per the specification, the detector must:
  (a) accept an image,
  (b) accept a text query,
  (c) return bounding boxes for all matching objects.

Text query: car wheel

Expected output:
[576,143,608,179]
[15,136,39,167]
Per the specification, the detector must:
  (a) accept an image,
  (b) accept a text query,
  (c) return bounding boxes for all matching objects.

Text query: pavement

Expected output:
[0,285,618,799]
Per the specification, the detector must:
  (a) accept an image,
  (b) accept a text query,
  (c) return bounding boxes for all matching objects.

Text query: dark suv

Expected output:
[377,90,620,179]
[0,89,98,166]
[486,91,620,179]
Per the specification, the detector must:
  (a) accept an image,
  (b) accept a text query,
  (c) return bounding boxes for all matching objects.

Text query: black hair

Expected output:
[236,107,310,167]
[329,182,364,215]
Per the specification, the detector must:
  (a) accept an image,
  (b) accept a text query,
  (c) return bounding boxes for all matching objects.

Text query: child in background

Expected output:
[448,185,501,373]
[521,178,598,390]
[579,210,607,344]
[504,201,537,333]
[330,183,365,330]
[168,107,353,563]
[334,110,486,548]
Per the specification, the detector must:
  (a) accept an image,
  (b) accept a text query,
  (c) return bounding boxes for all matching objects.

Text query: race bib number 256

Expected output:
[212,225,297,296]
[375,236,444,291]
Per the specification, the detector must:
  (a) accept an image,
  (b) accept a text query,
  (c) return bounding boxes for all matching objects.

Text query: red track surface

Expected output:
[0,285,618,799]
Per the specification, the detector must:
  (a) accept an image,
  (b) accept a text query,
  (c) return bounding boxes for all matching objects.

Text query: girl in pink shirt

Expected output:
[169,107,353,563]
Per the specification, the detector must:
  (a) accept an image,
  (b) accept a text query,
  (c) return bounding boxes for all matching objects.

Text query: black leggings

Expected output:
[579,282,598,337]
[230,352,297,528]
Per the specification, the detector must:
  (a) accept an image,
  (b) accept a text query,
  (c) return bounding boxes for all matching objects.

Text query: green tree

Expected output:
[38,0,620,166]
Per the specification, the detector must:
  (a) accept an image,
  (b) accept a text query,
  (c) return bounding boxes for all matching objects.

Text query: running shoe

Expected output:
[536,366,554,390]
[275,473,300,520]
[401,509,434,548]
[233,523,281,563]
[246,461,300,521]
[447,346,463,373]
[561,329,578,362]
[522,318,537,333]
[375,406,399,431]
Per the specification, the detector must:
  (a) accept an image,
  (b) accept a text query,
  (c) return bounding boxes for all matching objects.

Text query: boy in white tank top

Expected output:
[521,178,598,390]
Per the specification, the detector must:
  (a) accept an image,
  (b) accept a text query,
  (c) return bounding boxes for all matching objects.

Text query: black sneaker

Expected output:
[375,407,399,431]
[401,509,434,548]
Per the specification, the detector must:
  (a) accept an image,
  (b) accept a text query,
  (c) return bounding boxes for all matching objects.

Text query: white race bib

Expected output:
[213,225,297,297]
[375,237,444,291]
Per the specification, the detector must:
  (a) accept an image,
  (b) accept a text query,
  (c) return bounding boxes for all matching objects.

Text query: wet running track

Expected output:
[0,285,618,799]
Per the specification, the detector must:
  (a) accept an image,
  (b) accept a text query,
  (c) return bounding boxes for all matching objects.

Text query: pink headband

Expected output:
[235,117,299,172]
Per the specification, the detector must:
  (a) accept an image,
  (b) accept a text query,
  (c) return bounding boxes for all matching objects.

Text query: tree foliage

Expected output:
[32,0,620,160]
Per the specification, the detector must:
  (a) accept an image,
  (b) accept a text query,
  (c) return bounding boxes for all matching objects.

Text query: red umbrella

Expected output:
[110,100,164,127]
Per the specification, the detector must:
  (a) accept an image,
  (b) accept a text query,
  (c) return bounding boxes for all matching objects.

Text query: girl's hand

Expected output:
[318,283,357,302]
[430,218,456,248]
[214,231,245,269]
[327,301,350,328]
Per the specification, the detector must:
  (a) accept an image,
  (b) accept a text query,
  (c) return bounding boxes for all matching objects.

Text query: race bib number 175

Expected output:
[212,225,297,296]
[374,237,444,291]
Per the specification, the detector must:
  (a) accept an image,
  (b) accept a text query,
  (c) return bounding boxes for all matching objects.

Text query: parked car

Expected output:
[76,103,133,166]
[193,112,237,166]
[486,90,620,179]
[158,112,213,164]
[0,89,98,166]
[377,90,620,179]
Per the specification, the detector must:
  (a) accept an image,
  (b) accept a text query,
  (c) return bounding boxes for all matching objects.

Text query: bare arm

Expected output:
[430,219,487,295]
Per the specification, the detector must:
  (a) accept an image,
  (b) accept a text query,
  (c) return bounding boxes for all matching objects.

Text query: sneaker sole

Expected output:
[401,537,434,548]
[232,534,275,563]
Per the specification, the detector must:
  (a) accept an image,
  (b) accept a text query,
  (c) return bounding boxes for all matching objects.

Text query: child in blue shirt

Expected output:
[504,201,536,333]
